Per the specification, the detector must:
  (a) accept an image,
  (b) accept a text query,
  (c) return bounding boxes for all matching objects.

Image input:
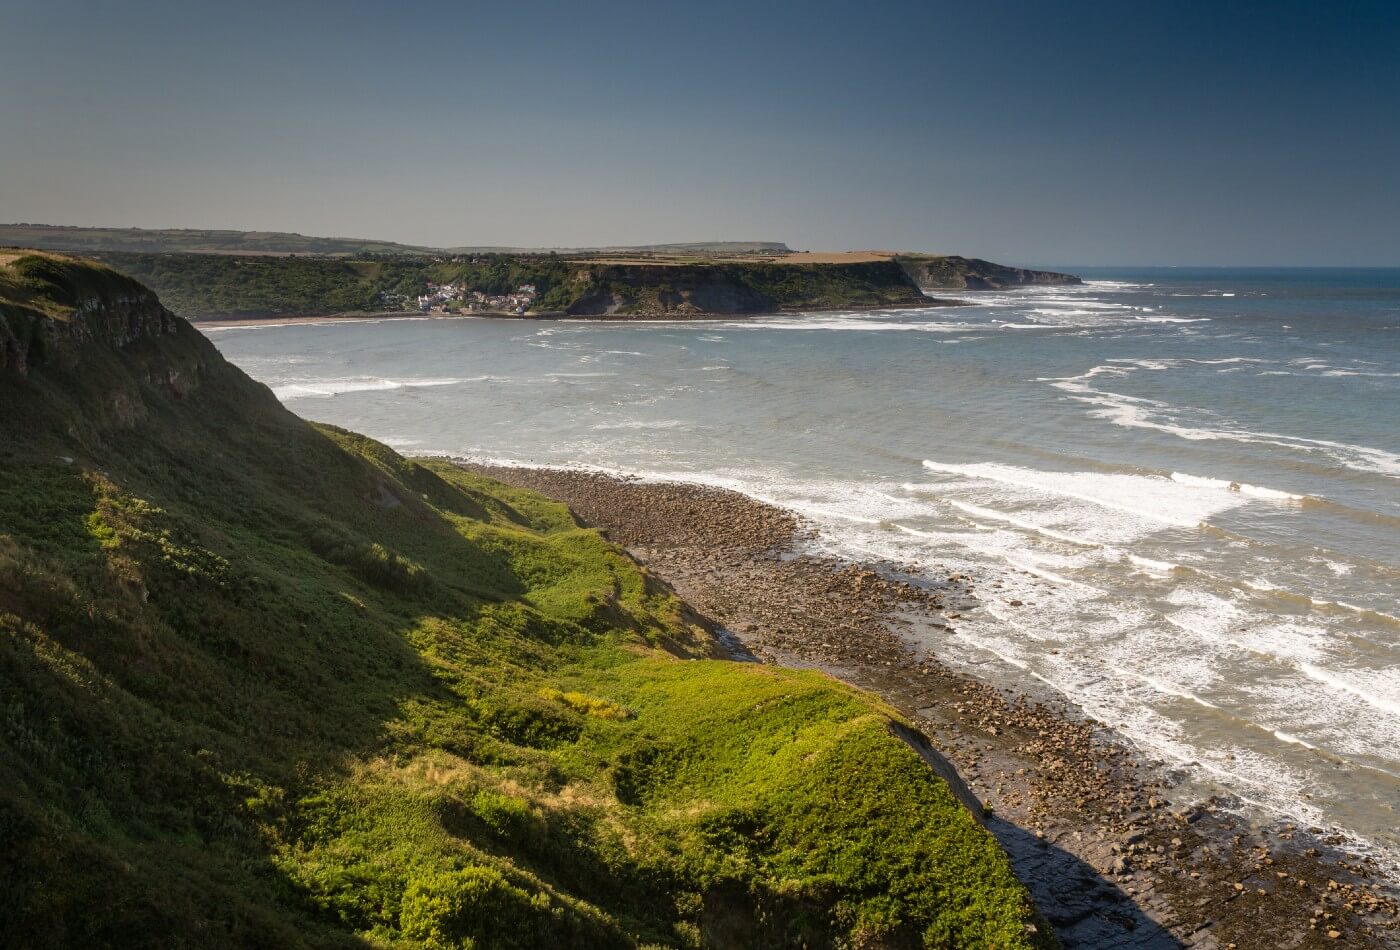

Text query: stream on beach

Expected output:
[207,266,1400,875]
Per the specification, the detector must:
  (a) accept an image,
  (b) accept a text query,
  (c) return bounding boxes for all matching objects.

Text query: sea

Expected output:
[206,267,1400,872]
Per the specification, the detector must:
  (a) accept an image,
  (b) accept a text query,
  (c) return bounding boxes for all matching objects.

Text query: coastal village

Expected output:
[413,280,538,314]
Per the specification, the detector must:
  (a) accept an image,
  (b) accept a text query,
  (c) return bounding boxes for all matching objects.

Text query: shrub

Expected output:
[307,523,430,594]
[399,865,548,950]
[467,790,543,845]
[537,687,632,720]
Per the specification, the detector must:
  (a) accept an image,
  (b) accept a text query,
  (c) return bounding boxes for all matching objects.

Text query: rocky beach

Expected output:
[462,464,1400,950]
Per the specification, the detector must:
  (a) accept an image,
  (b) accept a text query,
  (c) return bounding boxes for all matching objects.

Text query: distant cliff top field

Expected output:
[0,223,792,258]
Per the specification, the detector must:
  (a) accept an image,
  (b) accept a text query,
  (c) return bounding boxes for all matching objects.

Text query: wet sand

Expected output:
[461,464,1399,950]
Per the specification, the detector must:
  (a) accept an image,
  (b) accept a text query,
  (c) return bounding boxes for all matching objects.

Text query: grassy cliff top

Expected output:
[0,225,790,259]
[560,251,896,266]
[0,257,1049,947]
[1,250,156,321]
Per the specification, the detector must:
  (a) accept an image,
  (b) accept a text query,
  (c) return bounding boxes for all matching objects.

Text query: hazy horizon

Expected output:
[3,0,1398,266]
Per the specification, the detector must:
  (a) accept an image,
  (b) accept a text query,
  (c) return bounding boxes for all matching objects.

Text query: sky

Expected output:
[2,0,1398,266]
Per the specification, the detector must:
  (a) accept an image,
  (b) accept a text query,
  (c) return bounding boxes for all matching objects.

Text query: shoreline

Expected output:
[191,310,474,329]
[459,463,1399,949]
[187,296,965,329]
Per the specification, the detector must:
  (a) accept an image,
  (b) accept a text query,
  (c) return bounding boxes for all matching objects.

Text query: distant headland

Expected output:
[0,224,1080,321]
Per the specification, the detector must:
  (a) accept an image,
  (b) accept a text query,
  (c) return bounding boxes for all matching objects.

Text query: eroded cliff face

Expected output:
[0,253,189,370]
[0,289,183,375]
[565,264,773,315]
[0,253,244,439]
[896,255,1081,290]
[562,259,935,316]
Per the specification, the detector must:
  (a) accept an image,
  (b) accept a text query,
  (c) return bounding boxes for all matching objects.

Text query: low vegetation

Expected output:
[0,255,1050,947]
[95,252,441,317]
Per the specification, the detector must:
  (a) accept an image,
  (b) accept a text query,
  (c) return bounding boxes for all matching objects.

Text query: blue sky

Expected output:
[2,0,1397,264]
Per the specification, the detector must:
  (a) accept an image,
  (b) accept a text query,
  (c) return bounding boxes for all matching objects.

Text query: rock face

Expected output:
[565,264,773,315]
[1,254,232,438]
[562,259,940,316]
[896,255,1081,290]
[0,254,182,376]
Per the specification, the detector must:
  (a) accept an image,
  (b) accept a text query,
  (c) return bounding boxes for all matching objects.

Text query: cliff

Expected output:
[896,255,1081,290]
[0,254,1048,947]
[560,259,938,316]
[0,253,181,372]
[0,254,220,438]
[82,251,1084,321]
[91,252,949,320]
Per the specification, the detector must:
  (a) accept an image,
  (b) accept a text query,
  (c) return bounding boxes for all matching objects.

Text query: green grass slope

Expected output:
[0,255,1050,948]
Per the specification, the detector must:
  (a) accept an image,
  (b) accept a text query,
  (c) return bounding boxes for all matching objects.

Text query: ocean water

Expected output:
[207,268,1400,870]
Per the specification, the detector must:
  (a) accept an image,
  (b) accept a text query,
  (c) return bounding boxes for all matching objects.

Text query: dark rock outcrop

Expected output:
[0,254,182,376]
[0,253,256,442]
[564,263,775,316]
[562,259,941,316]
[897,254,1081,290]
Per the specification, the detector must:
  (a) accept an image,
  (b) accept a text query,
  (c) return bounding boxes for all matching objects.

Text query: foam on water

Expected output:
[943,498,1101,546]
[713,316,994,333]
[1271,730,1318,750]
[920,459,1248,530]
[1169,471,1309,501]
[1125,554,1178,574]
[591,419,689,431]
[273,376,466,399]
[1109,665,1220,708]
[1049,361,1400,478]
[1298,664,1400,718]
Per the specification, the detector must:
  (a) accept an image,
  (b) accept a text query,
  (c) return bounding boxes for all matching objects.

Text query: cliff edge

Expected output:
[560,258,941,316]
[0,252,182,373]
[896,255,1081,290]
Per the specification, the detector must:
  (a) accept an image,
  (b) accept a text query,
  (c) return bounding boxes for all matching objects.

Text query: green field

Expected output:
[1,254,1050,947]
[0,224,789,258]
